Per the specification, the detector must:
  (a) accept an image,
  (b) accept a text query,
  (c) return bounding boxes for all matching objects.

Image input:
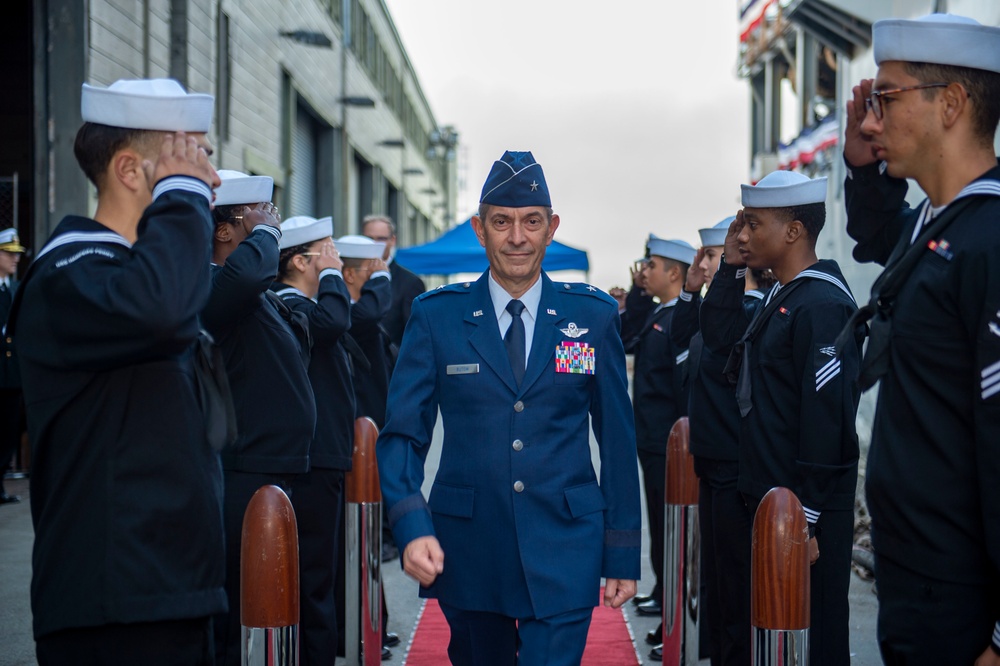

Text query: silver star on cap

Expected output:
[530,180,539,191]
[560,323,589,338]
[586,285,597,291]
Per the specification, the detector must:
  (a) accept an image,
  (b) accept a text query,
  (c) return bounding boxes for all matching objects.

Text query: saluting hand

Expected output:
[142,131,217,191]
[315,241,343,272]
[685,247,708,292]
[844,79,877,168]
[724,211,746,268]
[402,536,445,587]
[239,202,281,231]
[604,578,636,609]
[367,257,388,277]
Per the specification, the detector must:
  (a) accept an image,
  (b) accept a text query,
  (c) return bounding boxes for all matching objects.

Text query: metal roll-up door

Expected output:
[289,105,317,216]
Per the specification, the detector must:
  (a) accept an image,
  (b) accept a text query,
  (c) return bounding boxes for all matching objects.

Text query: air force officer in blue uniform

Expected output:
[377,151,641,665]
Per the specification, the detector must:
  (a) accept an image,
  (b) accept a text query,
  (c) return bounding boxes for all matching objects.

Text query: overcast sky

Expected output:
[385,0,751,290]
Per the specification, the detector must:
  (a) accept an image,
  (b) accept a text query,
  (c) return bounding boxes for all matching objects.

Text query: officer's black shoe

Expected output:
[645,623,662,646]
[635,598,662,616]
[383,632,400,648]
[649,644,663,661]
[631,592,654,606]
[0,493,20,505]
[381,646,391,661]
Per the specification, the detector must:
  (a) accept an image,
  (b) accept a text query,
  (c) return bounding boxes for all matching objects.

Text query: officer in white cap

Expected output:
[701,170,865,666]
[333,234,391,426]
[621,237,694,624]
[270,214,359,665]
[843,12,1000,665]
[202,170,317,666]
[7,79,225,664]
[0,228,25,505]
[663,215,772,666]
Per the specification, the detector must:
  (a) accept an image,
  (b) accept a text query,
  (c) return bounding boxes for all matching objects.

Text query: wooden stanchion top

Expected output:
[241,484,299,627]
[346,416,381,504]
[665,417,698,506]
[751,486,810,631]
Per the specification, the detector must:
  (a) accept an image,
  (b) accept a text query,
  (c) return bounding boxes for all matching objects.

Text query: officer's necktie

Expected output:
[505,299,526,386]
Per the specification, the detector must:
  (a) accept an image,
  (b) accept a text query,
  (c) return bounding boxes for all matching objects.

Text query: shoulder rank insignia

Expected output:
[560,322,589,338]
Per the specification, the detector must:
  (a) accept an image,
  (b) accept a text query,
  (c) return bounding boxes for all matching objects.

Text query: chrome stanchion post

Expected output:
[662,416,700,665]
[751,486,810,666]
[345,417,383,666]
[241,485,300,666]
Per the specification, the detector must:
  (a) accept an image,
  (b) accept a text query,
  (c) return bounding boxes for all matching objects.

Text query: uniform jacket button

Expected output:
[512,439,523,451]
[513,481,524,492]
[514,401,524,413]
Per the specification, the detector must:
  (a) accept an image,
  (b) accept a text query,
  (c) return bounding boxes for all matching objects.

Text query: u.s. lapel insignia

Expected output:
[560,322,589,338]
[473,309,483,317]
[547,308,557,316]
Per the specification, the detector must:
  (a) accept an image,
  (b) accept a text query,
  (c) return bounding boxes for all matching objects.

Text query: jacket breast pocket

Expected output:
[564,482,606,518]
[428,482,475,519]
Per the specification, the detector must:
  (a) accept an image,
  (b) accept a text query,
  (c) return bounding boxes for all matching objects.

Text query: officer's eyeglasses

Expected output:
[865,83,949,120]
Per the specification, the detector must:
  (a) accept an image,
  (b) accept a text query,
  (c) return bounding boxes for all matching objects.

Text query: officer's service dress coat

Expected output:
[846,161,1000,655]
[377,271,641,620]
[9,184,227,639]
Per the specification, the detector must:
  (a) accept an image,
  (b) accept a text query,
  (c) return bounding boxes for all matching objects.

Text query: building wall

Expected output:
[40,0,456,245]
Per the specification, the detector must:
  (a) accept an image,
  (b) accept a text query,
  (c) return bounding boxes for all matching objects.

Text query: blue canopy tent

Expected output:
[395,218,590,275]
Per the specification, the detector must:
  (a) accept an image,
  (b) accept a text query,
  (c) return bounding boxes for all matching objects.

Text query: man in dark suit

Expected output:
[377,150,641,666]
[0,227,25,504]
[361,214,425,351]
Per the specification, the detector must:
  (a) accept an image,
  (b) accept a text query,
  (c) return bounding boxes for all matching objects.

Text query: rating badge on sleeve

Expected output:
[555,341,595,375]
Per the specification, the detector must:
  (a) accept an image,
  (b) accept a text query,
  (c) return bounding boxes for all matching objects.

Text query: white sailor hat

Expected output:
[646,235,696,264]
[81,78,214,132]
[741,171,827,208]
[214,170,274,207]
[698,216,735,247]
[0,228,26,253]
[280,216,333,250]
[874,14,1000,74]
[334,235,385,260]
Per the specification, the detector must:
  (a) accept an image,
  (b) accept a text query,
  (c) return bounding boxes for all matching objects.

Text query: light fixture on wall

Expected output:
[279,30,332,48]
[338,96,376,107]
[379,139,405,148]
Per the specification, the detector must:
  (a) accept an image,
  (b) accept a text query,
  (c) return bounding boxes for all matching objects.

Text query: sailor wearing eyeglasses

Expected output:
[843,12,1000,666]
[376,150,640,665]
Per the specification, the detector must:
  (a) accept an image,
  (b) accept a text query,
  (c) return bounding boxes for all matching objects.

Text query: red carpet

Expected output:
[404,589,640,665]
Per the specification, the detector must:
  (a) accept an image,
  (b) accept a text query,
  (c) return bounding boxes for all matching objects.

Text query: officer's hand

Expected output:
[603,579,636,608]
[844,79,877,168]
[240,202,281,231]
[142,131,217,190]
[315,240,343,272]
[974,646,1000,666]
[402,536,444,587]
[685,247,708,292]
[808,536,819,565]
[724,211,746,268]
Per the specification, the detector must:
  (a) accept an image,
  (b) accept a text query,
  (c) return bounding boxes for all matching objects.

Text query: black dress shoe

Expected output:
[649,644,663,661]
[631,593,653,606]
[635,598,662,616]
[645,624,662,646]
[0,493,20,505]
[383,632,400,648]
[381,646,391,661]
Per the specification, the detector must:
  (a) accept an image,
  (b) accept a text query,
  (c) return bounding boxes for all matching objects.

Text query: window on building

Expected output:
[215,9,231,141]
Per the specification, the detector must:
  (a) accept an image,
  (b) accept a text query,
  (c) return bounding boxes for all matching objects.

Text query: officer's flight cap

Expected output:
[480,151,551,208]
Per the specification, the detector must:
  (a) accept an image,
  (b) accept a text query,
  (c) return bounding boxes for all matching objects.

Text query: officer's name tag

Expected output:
[446,363,480,375]
[555,342,595,375]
